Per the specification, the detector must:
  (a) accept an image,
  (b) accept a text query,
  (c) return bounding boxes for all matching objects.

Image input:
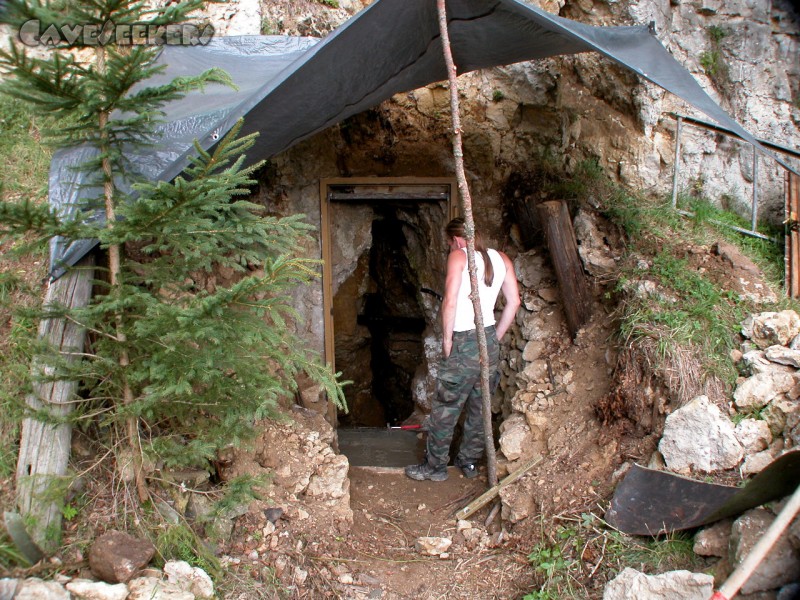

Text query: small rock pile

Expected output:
[606,310,800,598]
[1,531,214,600]
[221,403,354,539]
[658,309,800,477]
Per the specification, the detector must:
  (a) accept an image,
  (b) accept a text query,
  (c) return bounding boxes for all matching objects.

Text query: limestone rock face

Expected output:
[14,579,70,600]
[765,345,800,368]
[573,209,617,276]
[306,453,350,499]
[742,449,776,475]
[163,560,214,600]
[223,405,353,536]
[498,413,532,462]
[204,0,262,36]
[734,418,772,454]
[414,537,452,556]
[126,577,193,600]
[499,479,535,523]
[0,579,19,600]
[65,579,129,600]
[658,395,743,473]
[733,371,796,410]
[693,520,732,557]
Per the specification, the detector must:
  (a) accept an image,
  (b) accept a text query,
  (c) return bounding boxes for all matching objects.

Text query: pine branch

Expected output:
[3,0,347,517]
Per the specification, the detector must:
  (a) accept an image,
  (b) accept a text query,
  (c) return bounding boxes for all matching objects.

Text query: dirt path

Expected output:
[308,466,533,599]
[297,316,620,599]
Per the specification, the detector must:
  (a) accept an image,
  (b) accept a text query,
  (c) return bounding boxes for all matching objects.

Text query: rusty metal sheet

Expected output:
[605,450,800,535]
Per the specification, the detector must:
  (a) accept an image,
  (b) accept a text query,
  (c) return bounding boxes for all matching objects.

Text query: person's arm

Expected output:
[441,249,466,357]
[495,252,521,340]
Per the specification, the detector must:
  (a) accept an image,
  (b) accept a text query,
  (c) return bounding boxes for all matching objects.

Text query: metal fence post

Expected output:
[672,116,683,209]
[751,146,759,232]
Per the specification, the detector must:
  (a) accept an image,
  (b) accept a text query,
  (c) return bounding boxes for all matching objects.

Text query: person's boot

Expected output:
[455,458,478,479]
[405,460,448,481]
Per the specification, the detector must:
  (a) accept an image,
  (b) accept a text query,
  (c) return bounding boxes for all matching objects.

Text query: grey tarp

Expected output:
[47,0,779,277]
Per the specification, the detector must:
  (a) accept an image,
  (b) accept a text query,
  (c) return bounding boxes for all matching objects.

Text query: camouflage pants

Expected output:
[426,326,499,469]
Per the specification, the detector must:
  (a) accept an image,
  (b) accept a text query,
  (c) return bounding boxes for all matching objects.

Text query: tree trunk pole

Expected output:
[15,256,94,554]
[711,482,800,600]
[97,46,148,504]
[436,0,498,487]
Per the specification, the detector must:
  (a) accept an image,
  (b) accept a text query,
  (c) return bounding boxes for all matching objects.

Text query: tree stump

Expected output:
[536,200,591,338]
[15,256,94,554]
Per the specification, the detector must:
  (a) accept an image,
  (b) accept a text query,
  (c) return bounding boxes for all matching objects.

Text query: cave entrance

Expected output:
[320,179,456,445]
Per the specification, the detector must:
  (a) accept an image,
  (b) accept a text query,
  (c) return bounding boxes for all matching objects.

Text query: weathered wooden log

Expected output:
[15,255,94,554]
[536,200,592,338]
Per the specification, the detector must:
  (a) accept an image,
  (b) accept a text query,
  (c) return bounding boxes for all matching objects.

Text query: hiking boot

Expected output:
[455,459,478,479]
[405,461,448,481]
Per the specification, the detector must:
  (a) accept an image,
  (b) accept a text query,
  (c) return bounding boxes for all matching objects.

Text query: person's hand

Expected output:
[442,338,452,358]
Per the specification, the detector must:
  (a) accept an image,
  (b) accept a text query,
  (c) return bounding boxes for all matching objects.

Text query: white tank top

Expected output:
[453,248,506,332]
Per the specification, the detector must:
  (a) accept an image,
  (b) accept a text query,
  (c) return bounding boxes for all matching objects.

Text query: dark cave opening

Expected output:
[335,209,429,428]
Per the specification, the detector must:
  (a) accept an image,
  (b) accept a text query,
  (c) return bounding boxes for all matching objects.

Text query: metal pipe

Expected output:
[676,209,779,243]
[751,147,759,232]
[671,112,800,161]
[672,116,683,209]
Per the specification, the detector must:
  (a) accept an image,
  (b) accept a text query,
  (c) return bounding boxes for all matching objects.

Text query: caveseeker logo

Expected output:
[19,20,215,46]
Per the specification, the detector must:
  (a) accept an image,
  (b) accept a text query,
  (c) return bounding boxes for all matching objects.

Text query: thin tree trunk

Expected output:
[97,47,148,504]
[436,0,498,487]
[16,256,94,554]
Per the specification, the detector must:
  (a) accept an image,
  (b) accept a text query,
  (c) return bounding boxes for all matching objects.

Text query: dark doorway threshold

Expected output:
[337,428,425,468]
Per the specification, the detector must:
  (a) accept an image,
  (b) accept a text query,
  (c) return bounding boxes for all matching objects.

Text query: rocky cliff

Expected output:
[246,0,799,226]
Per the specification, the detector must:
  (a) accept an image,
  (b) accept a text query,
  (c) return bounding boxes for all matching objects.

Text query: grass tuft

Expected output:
[155,523,221,578]
[524,512,699,599]
[0,95,53,198]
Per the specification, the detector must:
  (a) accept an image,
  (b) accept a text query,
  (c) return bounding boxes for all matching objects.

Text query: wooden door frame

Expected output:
[319,177,457,426]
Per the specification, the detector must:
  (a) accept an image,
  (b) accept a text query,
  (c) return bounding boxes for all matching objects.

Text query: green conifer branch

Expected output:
[2,0,346,522]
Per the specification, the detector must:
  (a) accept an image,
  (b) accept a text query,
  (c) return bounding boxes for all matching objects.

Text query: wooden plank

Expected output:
[788,172,800,298]
[536,200,592,338]
[786,170,791,297]
[453,455,542,521]
[15,255,94,554]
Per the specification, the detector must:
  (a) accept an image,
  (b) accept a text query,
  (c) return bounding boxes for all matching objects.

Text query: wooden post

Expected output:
[537,201,591,338]
[15,255,94,554]
[786,172,800,299]
[712,482,800,600]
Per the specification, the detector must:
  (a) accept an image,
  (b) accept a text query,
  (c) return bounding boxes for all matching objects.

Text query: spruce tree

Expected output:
[0,0,345,539]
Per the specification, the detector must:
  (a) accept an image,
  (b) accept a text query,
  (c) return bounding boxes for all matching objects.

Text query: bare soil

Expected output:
[1,231,780,599]
[217,311,627,599]
[213,237,777,599]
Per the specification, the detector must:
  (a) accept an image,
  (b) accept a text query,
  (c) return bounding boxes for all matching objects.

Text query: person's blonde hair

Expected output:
[445,218,494,286]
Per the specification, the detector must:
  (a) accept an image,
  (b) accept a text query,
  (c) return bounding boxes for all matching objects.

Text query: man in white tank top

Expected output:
[406,218,520,481]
